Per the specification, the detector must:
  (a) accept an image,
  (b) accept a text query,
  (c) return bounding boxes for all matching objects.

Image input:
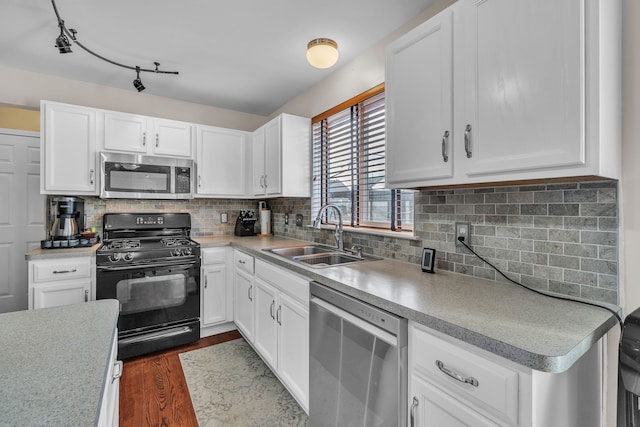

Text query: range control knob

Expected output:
[108,253,121,263]
[123,252,134,262]
[172,249,182,257]
[183,248,192,256]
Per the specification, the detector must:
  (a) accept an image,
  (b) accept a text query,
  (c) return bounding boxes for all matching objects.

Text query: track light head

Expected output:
[133,66,145,92]
[55,21,72,53]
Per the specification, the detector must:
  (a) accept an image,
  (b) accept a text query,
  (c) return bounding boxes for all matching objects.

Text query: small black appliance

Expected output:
[234,210,257,236]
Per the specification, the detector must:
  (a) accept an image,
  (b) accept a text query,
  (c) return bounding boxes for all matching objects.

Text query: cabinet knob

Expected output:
[464,124,472,158]
[441,130,449,163]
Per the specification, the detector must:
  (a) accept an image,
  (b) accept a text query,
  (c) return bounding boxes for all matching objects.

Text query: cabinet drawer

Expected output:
[233,250,254,274]
[202,247,228,265]
[410,324,519,425]
[31,257,92,283]
[255,259,308,304]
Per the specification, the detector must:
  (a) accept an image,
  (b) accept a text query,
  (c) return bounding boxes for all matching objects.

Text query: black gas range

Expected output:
[96,213,201,359]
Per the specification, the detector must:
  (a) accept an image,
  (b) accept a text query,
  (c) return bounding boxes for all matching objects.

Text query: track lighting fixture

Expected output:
[50,0,178,92]
[133,66,145,92]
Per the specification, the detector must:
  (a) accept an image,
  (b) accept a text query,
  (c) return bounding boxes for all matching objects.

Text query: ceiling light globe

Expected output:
[306,38,339,69]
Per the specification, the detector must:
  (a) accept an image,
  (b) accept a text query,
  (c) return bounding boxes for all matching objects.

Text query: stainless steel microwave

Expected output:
[100,152,194,199]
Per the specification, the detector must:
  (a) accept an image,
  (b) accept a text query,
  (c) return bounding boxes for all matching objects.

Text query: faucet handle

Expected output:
[350,245,363,258]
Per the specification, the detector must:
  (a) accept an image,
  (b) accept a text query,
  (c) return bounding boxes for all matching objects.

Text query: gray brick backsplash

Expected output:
[268,180,619,306]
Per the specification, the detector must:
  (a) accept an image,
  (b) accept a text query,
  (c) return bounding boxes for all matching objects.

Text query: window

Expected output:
[312,85,414,232]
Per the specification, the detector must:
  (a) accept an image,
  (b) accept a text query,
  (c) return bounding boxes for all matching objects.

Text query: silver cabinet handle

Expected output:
[198,175,202,188]
[410,396,418,427]
[84,289,89,302]
[89,169,95,185]
[441,130,449,163]
[112,360,123,383]
[248,284,253,301]
[155,133,159,148]
[276,305,282,325]
[238,259,246,265]
[270,300,275,319]
[259,175,265,188]
[436,360,479,387]
[263,174,268,188]
[142,132,146,147]
[464,124,472,158]
[204,276,208,289]
[53,269,77,274]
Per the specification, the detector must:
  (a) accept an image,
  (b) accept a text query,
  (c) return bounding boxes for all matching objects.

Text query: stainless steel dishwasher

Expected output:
[310,281,408,427]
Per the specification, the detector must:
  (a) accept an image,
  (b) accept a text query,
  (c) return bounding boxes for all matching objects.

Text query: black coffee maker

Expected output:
[234,210,257,236]
[50,196,85,240]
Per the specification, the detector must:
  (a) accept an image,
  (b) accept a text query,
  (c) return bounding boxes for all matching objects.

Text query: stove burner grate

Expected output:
[162,238,194,247]
[105,239,141,250]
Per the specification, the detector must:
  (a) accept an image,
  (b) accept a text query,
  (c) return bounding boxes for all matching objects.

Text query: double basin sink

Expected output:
[265,244,380,268]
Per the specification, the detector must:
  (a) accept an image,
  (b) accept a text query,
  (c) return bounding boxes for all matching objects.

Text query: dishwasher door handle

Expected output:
[311,295,398,346]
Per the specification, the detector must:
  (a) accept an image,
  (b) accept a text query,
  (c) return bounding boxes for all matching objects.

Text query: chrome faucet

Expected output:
[313,204,344,252]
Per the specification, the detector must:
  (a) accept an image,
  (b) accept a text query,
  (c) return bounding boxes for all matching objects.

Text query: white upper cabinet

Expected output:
[103,111,193,158]
[196,125,249,198]
[386,6,454,184]
[41,101,98,195]
[252,113,311,197]
[386,0,621,188]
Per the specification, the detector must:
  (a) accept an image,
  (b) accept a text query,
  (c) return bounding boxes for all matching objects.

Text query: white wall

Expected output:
[0,65,265,131]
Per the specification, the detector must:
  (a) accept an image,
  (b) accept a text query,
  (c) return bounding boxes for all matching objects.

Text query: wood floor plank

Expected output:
[120,330,242,427]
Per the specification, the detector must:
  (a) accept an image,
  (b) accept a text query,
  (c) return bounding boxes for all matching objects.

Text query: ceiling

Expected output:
[1,0,437,116]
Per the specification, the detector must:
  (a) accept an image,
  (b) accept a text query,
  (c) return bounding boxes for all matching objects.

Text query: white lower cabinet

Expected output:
[233,250,255,341]
[409,321,607,427]
[98,331,122,427]
[254,259,309,413]
[28,256,95,309]
[201,247,235,337]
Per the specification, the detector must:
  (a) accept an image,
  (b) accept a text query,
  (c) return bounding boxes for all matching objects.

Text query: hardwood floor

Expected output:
[119,330,242,427]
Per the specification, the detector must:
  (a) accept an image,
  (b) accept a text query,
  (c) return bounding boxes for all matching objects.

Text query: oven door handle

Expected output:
[97,259,198,271]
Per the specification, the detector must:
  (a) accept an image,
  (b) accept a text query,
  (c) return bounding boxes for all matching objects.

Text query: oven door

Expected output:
[96,260,200,358]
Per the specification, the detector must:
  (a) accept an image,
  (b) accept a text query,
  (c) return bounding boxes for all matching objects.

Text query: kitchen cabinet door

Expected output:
[410,375,498,427]
[152,118,193,158]
[104,111,193,158]
[253,277,278,369]
[32,280,91,309]
[103,111,147,153]
[277,292,309,412]
[41,101,98,195]
[460,0,585,177]
[196,125,249,197]
[234,267,254,342]
[252,113,310,197]
[386,5,454,187]
[201,263,228,326]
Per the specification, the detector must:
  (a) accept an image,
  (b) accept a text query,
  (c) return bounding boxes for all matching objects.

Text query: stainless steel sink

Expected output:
[265,245,381,268]
[267,245,335,258]
[293,252,362,267]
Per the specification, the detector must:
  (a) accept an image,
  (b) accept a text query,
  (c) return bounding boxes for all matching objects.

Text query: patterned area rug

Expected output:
[179,338,309,427]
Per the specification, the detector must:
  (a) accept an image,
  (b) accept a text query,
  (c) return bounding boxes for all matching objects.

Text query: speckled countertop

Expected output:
[24,236,618,373]
[0,300,119,426]
[195,236,618,373]
[25,243,101,260]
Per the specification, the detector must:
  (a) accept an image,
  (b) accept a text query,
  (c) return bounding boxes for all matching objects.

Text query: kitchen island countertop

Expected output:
[0,300,119,426]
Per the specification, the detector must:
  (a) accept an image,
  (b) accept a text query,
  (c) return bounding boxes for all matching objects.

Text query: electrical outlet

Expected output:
[455,222,470,246]
[284,213,289,225]
[295,214,303,227]
[220,213,228,223]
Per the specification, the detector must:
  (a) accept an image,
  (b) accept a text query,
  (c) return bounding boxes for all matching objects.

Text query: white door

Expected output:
[0,129,46,313]
[264,118,282,195]
[252,126,266,195]
[201,263,227,326]
[234,268,254,341]
[253,278,278,369]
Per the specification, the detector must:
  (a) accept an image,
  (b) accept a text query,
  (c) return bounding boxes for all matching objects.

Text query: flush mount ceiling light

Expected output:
[50,0,178,92]
[306,38,339,69]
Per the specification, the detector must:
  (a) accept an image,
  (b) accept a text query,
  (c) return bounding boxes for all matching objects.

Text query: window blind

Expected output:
[312,89,413,231]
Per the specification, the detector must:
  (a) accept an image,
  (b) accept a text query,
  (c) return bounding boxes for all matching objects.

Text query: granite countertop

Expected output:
[196,236,618,373]
[0,300,119,426]
[23,236,618,373]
